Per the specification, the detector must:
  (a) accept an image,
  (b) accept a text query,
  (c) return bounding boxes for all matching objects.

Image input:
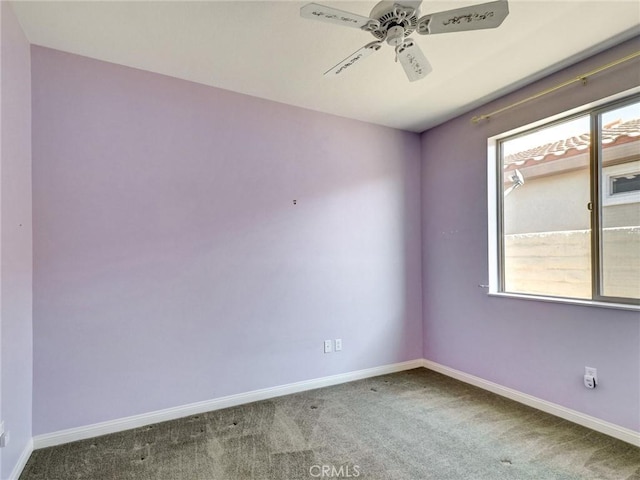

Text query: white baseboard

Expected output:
[7,438,34,480]
[31,358,640,452]
[421,359,640,447]
[33,359,424,449]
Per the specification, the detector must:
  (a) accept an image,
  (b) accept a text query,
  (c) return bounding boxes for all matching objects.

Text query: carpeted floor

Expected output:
[20,368,640,480]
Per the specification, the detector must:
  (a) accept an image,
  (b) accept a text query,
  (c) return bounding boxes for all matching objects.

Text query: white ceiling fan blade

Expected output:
[396,39,432,82]
[417,0,509,35]
[324,42,382,78]
[300,3,373,29]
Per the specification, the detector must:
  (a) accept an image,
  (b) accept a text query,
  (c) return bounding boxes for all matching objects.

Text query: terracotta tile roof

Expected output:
[504,118,640,169]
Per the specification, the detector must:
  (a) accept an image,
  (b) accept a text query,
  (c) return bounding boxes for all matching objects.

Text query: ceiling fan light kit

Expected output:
[301,0,509,82]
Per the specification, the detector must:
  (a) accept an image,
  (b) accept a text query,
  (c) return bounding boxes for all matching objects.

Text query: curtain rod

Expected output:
[471,50,640,124]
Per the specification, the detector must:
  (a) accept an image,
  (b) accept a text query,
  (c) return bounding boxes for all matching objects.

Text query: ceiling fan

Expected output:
[300,0,509,82]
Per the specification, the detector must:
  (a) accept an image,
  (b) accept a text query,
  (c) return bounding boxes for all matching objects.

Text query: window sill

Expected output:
[488,292,640,312]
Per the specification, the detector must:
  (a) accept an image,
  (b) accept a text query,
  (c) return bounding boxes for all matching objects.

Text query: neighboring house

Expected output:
[502,118,640,299]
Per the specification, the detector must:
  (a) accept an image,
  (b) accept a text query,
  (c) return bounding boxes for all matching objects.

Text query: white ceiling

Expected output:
[11,0,640,132]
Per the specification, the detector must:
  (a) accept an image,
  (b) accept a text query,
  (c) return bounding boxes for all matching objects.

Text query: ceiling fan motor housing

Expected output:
[364,2,419,41]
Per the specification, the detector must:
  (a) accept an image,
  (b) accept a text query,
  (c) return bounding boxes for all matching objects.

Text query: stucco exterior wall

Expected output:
[505,227,640,299]
[504,169,591,234]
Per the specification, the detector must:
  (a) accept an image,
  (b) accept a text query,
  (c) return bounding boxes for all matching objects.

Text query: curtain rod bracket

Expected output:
[471,51,639,124]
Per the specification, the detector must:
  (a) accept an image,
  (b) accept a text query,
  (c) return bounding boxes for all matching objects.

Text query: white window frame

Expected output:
[487,87,640,311]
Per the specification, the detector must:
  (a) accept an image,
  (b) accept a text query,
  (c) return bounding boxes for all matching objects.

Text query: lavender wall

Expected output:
[421,36,640,432]
[31,47,423,435]
[1,2,33,477]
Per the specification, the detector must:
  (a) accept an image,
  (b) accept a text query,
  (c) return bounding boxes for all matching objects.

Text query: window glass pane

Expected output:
[611,174,640,194]
[501,116,591,299]
[599,101,640,299]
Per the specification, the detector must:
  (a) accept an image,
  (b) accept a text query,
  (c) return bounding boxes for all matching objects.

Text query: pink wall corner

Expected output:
[1,1,34,478]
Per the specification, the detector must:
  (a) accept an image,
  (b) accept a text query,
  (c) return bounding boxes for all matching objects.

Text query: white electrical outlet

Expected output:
[584,375,596,389]
[584,366,597,389]
[324,339,332,353]
[335,339,342,351]
[0,432,8,448]
[0,422,8,448]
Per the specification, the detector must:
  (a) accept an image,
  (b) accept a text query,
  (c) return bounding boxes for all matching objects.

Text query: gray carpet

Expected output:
[20,368,640,479]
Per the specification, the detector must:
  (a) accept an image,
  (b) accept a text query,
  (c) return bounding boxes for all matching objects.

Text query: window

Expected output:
[601,149,640,207]
[491,93,640,305]
[610,173,640,195]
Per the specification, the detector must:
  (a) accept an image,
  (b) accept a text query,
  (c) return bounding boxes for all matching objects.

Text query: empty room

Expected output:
[2,0,639,479]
